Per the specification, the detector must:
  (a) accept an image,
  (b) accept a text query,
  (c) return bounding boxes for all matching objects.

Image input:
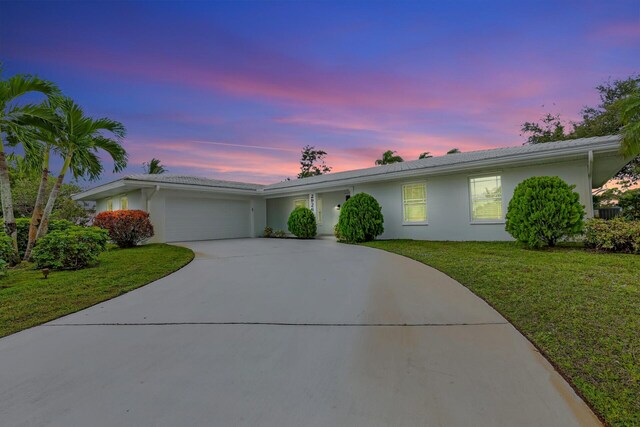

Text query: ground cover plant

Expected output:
[362,240,640,427]
[0,243,193,337]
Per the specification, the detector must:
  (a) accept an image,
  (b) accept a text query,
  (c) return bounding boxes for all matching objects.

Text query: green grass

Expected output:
[0,243,194,338]
[362,240,639,427]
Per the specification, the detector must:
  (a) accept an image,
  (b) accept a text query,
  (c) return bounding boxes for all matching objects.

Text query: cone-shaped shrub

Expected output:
[93,210,154,248]
[287,207,317,238]
[506,176,585,247]
[337,193,384,243]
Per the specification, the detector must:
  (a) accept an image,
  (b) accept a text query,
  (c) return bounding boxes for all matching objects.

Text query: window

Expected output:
[402,183,427,223]
[293,198,308,209]
[120,196,128,210]
[316,197,323,224]
[469,175,503,221]
[106,199,113,211]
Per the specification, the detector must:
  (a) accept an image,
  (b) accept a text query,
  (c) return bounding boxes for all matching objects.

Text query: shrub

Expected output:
[287,207,317,238]
[584,218,640,254]
[32,226,109,270]
[273,230,286,238]
[333,223,344,241]
[0,233,16,266]
[618,189,640,220]
[337,193,384,243]
[263,226,273,238]
[15,217,74,257]
[93,210,154,248]
[505,176,585,247]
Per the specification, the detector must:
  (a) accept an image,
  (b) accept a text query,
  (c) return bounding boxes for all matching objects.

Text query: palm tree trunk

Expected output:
[0,138,18,259]
[36,153,71,239]
[23,148,50,260]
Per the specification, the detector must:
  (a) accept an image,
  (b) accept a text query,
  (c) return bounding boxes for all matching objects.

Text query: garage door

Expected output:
[164,197,251,242]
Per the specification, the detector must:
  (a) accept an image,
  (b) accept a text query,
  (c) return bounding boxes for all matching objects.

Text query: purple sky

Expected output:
[1,1,639,185]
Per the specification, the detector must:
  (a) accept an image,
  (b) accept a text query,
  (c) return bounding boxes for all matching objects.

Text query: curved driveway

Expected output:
[0,239,599,426]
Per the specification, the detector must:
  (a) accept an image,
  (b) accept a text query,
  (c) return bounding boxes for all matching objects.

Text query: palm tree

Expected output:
[616,90,640,157]
[418,152,432,159]
[143,158,167,174]
[0,67,59,254]
[375,150,404,165]
[35,97,127,241]
[446,148,461,154]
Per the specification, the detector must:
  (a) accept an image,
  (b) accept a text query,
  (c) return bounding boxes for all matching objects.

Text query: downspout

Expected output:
[588,151,594,218]
[146,185,160,212]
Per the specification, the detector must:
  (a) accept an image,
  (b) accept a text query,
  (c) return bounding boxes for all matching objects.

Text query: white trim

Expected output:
[468,174,504,223]
[401,181,428,225]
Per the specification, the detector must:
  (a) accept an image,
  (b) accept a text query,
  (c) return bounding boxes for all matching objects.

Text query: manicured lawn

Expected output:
[0,243,194,338]
[362,240,639,427]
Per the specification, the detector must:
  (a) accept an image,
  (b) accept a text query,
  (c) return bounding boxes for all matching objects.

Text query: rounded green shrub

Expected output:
[15,218,74,257]
[32,226,109,270]
[506,176,585,247]
[337,193,384,243]
[287,207,317,238]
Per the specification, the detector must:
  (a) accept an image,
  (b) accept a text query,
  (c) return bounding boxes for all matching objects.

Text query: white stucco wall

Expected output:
[266,159,590,241]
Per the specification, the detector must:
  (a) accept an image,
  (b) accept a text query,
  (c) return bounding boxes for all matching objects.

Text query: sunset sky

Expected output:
[1,1,639,185]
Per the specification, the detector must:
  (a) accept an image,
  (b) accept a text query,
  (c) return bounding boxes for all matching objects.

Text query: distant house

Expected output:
[73,135,630,242]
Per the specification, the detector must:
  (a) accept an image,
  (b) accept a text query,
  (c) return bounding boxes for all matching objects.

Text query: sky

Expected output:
[1,0,639,185]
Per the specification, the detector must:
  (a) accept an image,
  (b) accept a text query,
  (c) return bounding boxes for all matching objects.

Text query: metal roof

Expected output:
[122,174,264,191]
[262,135,622,191]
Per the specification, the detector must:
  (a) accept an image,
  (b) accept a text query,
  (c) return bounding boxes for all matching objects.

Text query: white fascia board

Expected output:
[73,179,260,201]
[261,140,621,197]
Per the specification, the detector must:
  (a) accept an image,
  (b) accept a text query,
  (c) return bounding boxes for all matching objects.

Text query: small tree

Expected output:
[298,145,331,179]
[337,193,384,243]
[506,176,585,247]
[446,148,461,154]
[618,188,640,220]
[287,207,316,238]
[418,152,432,159]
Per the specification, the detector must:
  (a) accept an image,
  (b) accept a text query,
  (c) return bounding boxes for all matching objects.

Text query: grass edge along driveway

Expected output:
[0,243,194,338]
[362,240,639,427]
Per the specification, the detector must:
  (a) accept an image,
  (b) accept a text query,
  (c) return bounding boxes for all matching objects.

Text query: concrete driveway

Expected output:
[0,239,599,426]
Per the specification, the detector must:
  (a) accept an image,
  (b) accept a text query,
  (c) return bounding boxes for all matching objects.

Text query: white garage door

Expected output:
[164,197,251,242]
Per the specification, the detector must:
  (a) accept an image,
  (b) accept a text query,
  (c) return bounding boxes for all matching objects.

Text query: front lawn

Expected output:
[362,240,639,427]
[0,243,194,338]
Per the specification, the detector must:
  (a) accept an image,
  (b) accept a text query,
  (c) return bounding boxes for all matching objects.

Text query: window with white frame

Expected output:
[106,198,113,211]
[402,183,427,223]
[120,196,128,210]
[293,198,308,209]
[469,175,503,221]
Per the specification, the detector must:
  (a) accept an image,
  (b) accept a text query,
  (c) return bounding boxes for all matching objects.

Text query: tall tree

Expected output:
[297,145,331,179]
[615,90,640,158]
[35,97,127,241]
[375,150,404,165]
[143,158,167,174]
[521,75,640,187]
[0,67,59,254]
[446,148,461,154]
[418,152,432,159]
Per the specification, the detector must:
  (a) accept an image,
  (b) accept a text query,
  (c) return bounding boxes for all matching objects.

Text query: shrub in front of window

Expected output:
[618,189,640,220]
[337,193,384,243]
[584,218,640,254]
[93,210,154,248]
[287,207,317,239]
[506,176,585,247]
[32,227,109,270]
